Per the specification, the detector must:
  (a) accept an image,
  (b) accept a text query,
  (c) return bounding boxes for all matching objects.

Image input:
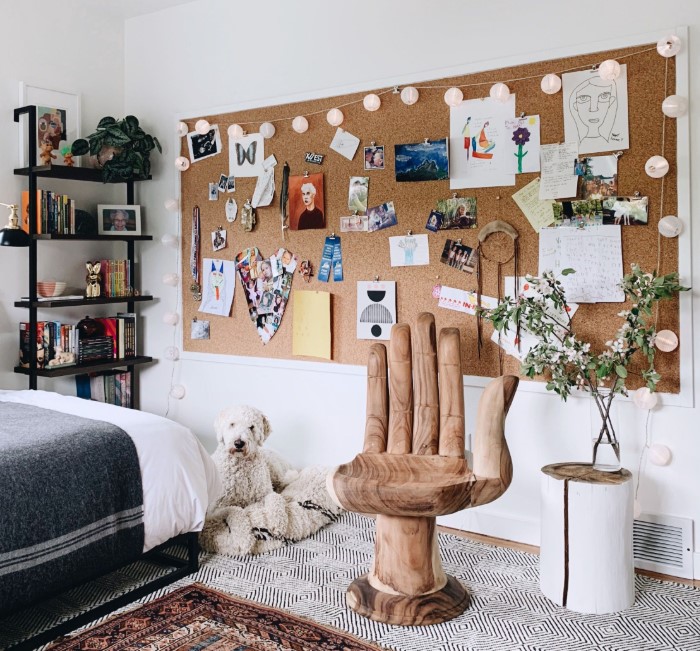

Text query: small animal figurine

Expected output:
[60,145,74,167]
[85,261,102,298]
[298,260,313,283]
[39,141,57,166]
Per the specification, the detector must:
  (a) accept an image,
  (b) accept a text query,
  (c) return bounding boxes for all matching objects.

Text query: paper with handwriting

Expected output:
[539,142,579,200]
[512,178,555,231]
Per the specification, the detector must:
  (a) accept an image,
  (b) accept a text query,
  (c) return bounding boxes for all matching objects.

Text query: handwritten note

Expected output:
[438,286,498,314]
[512,178,555,232]
[538,226,624,303]
[292,290,331,359]
[539,142,579,200]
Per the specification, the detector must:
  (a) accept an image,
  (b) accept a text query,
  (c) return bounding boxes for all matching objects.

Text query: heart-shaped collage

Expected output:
[235,247,297,344]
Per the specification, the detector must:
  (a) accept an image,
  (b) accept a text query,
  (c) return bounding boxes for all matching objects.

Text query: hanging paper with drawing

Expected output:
[389,234,429,267]
[449,96,516,189]
[329,127,360,161]
[199,257,236,316]
[437,286,497,315]
[562,66,629,155]
[229,133,264,178]
[357,281,396,340]
[504,115,541,174]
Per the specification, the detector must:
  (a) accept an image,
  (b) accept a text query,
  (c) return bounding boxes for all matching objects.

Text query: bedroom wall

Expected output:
[0,0,126,394]
[126,0,698,568]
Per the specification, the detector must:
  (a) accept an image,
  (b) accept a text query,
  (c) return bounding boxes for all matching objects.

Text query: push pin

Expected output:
[392,86,400,94]
[520,111,526,118]
[424,137,430,145]
[407,230,412,236]
[374,275,380,282]
[303,170,309,178]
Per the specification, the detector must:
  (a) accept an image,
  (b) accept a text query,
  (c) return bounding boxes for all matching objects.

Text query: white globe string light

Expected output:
[163,312,180,326]
[160,233,178,248]
[645,155,669,178]
[326,108,344,127]
[489,82,511,102]
[170,385,186,400]
[363,93,381,111]
[259,122,276,139]
[164,346,180,361]
[649,443,672,466]
[164,198,179,212]
[292,116,308,134]
[657,35,681,58]
[400,86,419,105]
[661,95,688,118]
[174,156,190,171]
[227,123,244,139]
[658,215,683,238]
[633,387,659,410]
[598,59,621,81]
[176,121,188,137]
[540,74,562,94]
[655,330,678,353]
[162,272,179,287]
[444,87,463,107]
[194,119,210,135]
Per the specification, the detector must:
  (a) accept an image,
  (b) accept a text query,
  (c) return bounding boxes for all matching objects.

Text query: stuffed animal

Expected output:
[85,261,101,298]
[39,141,57,165]
[199,405,343,556]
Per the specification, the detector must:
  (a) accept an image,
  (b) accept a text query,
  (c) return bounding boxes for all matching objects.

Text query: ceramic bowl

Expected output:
[37,280,67,297]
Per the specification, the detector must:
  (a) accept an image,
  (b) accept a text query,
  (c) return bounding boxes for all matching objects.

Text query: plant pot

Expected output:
[90,145,122,170]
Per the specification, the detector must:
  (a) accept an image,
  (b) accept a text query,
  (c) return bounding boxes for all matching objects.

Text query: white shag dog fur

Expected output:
[199,405,342,556]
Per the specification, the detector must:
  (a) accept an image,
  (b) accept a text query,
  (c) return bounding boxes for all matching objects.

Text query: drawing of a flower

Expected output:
[512,127,531,145]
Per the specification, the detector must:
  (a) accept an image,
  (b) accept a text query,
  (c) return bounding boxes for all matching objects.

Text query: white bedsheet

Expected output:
[0,390,221,552]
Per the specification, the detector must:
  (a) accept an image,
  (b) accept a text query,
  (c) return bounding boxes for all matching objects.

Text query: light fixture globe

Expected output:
[259,122,276,139]
[400,86,419,105]
[176,121,188,137]
[162,272,179,286]
[170,385,186,399]
[326,108,344,127]
[292,116,308,134]
[658,215,682,238]
[633,387,659,410]
[655,329,678,352]
[657,34,681,58]
[363,93,381,111]
[174,156,190,171]
[164,198,179,212]
[598,59,621,81]
[162,311,180,326]
[164,346,180,361]
[661,95,688,118]
[540,74,562,94]
[227,124,244,139]
[160,233,178,248]
[194,119,211,135]
[649,443,672,466]
[443,87,463,107]
[645,155,669,178]
[489,82,510,102]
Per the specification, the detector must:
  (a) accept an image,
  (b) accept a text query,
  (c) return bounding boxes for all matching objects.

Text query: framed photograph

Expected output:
[97,205,142,236]
[18,83,81,167]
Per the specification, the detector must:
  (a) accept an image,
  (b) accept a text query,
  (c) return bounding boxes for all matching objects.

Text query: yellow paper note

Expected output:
[292,290,331,360]
[512,178,556,232]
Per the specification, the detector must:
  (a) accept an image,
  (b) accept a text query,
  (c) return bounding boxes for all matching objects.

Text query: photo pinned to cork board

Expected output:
[187,125,222,163]
[288,173,325,230]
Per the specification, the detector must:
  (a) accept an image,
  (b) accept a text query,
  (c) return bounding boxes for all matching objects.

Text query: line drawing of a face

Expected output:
[570,77,618,143]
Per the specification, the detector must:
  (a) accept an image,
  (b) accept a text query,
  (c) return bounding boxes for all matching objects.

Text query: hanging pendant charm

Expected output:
[190,282,202,302]
[225,197,238,222]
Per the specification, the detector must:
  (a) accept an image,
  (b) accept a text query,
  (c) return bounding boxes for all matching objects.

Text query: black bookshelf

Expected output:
[14,356,153,378]
[14,165,152,184]
[15,295,154,308]
[33,233,153,241]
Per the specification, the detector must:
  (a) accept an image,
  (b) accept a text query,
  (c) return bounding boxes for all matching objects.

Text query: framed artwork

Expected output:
[18,83,81,167]
[97,205,142,236]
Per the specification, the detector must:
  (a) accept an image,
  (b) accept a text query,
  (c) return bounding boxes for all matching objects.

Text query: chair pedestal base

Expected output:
[346,574,469,626]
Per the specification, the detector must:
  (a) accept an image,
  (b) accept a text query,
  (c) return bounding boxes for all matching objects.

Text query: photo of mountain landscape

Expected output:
[394,138,449,182]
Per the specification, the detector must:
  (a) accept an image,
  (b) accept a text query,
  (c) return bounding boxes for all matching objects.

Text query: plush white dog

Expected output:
[200,405,342,556]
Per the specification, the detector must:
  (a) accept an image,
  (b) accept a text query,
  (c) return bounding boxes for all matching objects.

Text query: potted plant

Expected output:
[483,265,688,471]
[71,116,161,182]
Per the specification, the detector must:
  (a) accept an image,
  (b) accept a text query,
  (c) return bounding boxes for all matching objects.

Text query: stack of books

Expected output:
[100,260,134,297]
[21,190,76,235]
[76,371,132,408]
[77,336,114,364]
[19,321,79,368]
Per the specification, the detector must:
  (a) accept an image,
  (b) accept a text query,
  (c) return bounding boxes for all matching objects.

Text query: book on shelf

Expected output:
[19,321,78,368]
[76,370,131,407]
[100,259,134,298]
[21,189,76,235]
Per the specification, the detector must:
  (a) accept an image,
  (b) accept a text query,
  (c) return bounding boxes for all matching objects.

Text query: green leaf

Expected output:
[615,365,627,378]
[70,138,89,156]
[106,127,132,145]
[561,268,576,276]
[97,116,117,129]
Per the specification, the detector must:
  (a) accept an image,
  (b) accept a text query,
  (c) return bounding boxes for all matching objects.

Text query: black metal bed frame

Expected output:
[4,532,200,651]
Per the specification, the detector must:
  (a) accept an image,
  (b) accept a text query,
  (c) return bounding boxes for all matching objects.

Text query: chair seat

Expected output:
[331,452,503,517]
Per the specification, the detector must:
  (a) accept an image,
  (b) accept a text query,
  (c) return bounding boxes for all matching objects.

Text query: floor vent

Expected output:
[633,513,693,579]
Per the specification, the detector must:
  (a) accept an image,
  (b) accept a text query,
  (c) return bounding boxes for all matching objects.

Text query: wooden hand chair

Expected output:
[327,313,518,626]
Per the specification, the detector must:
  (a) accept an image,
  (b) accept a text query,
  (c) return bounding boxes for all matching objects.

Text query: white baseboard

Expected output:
[438,510,540,547]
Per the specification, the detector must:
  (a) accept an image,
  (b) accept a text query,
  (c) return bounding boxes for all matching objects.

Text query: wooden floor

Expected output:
[438,524,699,588]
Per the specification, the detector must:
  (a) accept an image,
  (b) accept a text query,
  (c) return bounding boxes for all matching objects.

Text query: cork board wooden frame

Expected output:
[177,29,692,400]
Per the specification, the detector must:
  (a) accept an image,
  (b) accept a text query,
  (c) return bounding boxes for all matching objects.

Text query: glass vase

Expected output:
[590,397,621,472]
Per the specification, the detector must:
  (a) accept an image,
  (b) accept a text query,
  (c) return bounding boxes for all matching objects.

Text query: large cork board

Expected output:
[180,43,680,393]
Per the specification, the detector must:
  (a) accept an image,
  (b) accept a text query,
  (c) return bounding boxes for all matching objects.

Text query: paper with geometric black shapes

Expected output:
[357,280,396,340]
[187,125,222,163]
[235,247,297,343]
[229,133,264,178]
[199,258,236,316]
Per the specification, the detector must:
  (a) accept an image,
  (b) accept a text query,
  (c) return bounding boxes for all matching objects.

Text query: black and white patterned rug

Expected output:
[2,512,699,651]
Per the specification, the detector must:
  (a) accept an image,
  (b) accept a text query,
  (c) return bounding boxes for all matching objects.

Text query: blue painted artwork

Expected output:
[394,138,449,182]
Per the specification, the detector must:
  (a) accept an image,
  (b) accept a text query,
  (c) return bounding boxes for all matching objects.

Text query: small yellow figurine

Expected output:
[39,141,56,165]
[85,261,102,298]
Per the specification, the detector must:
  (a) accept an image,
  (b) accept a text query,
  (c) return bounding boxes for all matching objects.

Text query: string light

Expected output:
[540,74,562,94]
[655,330,678,352]
[598,59,621,80]
[444,87,463,107]
[292,116,308,133]
[649,443,672,466]
[363,93,381,111]
[657,34,681,58]
[170,385,186,400]
[645,155,669,178]
[162,272,179,286]
[163,312,179,326]
[228,124,244,138]
[164,198,179,212]
[326,108,344,126]
[194,119,211,135]
[661,95,688,118]
[489,82,511,102]
[658,215,682,238]
[259,122,276,139]
[161,233,178,248]
[176,121,188,137]
[400,86,419,105]
[174,156,190,171]
[164,346,180,361]
[633,387,659,410]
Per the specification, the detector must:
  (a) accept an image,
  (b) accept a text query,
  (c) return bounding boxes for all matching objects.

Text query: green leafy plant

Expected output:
[483,265,688,465]
[71,116,161,182]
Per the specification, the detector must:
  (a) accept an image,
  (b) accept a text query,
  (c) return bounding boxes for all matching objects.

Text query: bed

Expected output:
[0,389,221,648]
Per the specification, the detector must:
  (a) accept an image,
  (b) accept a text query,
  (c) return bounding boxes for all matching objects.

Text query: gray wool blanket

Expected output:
[0,402,144,615]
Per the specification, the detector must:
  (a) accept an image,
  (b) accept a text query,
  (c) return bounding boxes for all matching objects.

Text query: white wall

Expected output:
[125,0,699,565]
[0,1,126,394]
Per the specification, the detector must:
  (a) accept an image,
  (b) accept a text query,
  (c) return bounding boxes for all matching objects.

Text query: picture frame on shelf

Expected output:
[97,205,142,236]
[18,83,81,168]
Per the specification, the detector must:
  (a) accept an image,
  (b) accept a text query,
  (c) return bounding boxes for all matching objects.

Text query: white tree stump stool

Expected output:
[540,463,634,614]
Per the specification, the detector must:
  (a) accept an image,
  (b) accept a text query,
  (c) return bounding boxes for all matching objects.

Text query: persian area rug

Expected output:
[47,583,382,650]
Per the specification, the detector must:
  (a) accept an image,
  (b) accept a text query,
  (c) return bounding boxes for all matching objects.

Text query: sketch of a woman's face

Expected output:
[570,77,618,141]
